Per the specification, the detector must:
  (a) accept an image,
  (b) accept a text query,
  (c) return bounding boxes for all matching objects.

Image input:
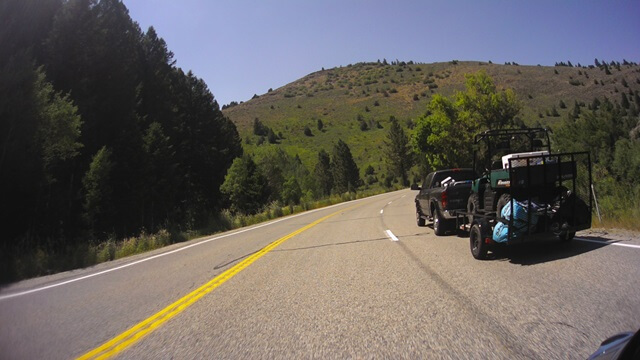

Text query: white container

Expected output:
[502,151,549,169]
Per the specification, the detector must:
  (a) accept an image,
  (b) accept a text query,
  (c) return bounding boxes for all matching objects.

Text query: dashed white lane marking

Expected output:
[380,209,384,214]
[388,201,393,205]
[385,230,399,242]
[401,195,406,198]
[575,237,640,249]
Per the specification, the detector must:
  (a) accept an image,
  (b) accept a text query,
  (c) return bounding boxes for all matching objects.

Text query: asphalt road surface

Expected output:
[1,189,639,359]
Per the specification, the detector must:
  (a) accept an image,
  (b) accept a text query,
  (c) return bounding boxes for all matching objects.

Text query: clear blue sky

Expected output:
[124,0,640,107]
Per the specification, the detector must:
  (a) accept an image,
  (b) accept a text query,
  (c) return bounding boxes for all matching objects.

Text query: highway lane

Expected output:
[1,189,639,359]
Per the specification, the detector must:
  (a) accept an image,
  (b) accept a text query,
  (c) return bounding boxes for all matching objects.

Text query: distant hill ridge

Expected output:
[223,60,640,175]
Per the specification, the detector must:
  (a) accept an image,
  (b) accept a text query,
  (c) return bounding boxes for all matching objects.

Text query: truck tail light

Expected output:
[441,190,448,209]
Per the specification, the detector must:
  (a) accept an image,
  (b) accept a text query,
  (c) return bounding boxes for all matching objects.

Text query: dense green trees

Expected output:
[221,141,364,214]
[413,94,466,169]
[554,97,639,222]
[0,58,82,243]
[220,156,269,214]
[0,0,242,269]
[413,71,521,170]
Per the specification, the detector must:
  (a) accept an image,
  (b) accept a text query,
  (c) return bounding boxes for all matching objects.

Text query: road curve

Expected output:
[1,189,639,359]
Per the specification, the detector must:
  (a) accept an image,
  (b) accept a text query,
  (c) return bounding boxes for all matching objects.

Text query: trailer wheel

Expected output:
[470,223,488,260]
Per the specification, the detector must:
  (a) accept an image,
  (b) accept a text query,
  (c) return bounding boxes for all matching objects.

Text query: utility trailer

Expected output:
[456,128,593,260]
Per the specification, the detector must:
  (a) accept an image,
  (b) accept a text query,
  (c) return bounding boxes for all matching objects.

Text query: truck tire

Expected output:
[467,193,480,224]
[496,193,511,218]
[416,207,426,227]
[433,208,447,236]
[470,223,488,260]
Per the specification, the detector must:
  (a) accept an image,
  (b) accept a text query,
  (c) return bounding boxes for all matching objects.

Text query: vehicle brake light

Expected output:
[441,190,448,208]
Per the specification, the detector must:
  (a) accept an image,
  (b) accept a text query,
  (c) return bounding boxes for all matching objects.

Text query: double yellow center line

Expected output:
[77,205,354,359]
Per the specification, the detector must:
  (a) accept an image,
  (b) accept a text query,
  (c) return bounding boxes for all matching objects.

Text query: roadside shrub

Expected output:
[97,239,116,262]
[115,237,138,259]
[365,165,375,175]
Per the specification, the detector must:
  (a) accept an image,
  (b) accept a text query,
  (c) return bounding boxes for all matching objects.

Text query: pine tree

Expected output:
[280,177,302,205]
[83,146,115,236]
[142,122,178,230]
[384,117,413,186]
[267,128,278,144]
[621,93,630,109]
[253,118,268,136]
[572,101,581,118]
[314,150,333,196]
[331,140,360,193]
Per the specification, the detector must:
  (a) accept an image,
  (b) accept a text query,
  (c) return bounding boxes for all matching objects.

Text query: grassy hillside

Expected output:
[223,60,640,178]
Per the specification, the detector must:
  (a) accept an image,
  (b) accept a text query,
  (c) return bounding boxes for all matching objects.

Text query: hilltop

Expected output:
[223,60,640,177]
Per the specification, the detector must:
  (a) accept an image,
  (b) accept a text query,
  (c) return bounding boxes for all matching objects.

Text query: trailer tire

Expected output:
[470,223,488,260]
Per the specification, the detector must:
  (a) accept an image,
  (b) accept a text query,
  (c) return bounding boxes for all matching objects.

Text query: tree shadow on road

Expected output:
[489,236,611,265]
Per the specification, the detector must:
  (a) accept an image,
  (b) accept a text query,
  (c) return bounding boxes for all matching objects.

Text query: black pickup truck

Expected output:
[413,169,477,236]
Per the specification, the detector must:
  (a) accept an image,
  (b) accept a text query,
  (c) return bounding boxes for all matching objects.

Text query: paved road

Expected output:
[1,189,639,359]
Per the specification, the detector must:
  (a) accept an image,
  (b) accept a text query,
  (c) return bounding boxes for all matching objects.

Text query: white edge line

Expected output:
[0,191,399,301]
[575,237,640,249]
[385,229,399,242]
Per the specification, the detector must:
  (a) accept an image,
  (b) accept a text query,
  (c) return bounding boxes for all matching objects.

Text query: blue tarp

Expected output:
[492,200,540,243]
